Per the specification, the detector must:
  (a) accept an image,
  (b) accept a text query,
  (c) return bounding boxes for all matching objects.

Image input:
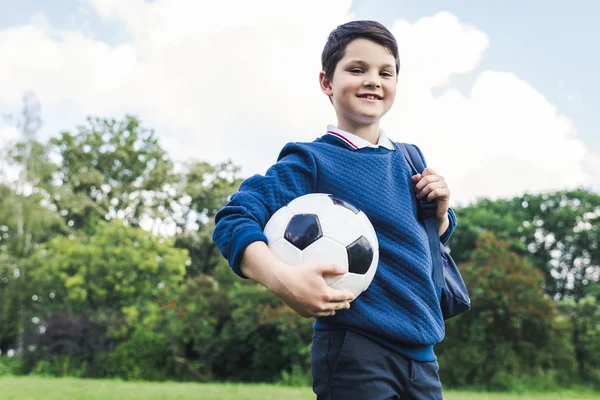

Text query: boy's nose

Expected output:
[363,75,381,88]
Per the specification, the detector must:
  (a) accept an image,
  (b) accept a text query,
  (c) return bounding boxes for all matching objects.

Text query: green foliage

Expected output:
[141,260,313,383]
[0,254,21,356]
[438,232,562,388]
[518,190,600,299]
[0,183,66,353]
[173,161,242,277]
[178,160,242,222]
[451,189,600,300]
[20,221,188,379]
[27,221,188,318]
[48,116,175,231]
[279,362,312,387]
[212,282,313,382]
[97,329,173,381]
[7,139,57,197]
[558,295,600,381]
[174,221,224,277]
[448,190,600,385]
[29,355,88,378]
[450,199,527,263]
[0,356,22,376]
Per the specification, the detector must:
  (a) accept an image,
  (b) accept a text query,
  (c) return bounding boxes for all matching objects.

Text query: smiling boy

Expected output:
[213,21,455,399]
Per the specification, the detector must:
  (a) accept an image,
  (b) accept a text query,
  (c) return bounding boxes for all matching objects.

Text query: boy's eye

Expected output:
[349,68,364,73]
[381,71,394,77]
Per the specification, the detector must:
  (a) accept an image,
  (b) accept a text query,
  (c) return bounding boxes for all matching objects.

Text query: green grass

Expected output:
[0,376,598,400]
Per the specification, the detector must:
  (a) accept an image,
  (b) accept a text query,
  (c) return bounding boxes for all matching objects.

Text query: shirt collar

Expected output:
[325,125,395,151]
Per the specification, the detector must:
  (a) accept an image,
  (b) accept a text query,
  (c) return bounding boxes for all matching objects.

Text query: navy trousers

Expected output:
[311,329,443,400]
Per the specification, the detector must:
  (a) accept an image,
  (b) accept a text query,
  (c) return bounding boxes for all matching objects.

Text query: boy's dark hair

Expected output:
[321,20,400,80]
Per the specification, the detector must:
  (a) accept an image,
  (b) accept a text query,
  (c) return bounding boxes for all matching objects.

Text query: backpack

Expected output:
[398,143,471,320]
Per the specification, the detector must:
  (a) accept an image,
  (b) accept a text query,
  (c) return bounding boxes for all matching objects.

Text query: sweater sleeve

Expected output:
[413,145,457,245]
[212,143,318,278]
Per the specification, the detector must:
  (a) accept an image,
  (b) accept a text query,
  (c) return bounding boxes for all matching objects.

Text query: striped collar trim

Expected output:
[325,125,395,151]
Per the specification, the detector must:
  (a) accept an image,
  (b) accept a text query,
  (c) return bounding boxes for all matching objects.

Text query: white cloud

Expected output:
[0,2,597,204]
[387,12,598,203]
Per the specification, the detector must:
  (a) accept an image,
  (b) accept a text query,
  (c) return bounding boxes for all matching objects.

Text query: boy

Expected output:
[213,20,455,399]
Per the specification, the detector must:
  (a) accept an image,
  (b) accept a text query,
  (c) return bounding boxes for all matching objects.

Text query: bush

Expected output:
[487,370,562,393]
[438,233,561,388]
[21,312,109,376]
[279,363,312,387]
[98,329,173,381]
[29,355,88,378]
[0,356,22,376]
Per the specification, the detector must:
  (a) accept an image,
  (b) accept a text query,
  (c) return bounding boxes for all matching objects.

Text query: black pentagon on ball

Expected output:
[284,214,323,250]
[346,236,374,275]
[328,195,360,214]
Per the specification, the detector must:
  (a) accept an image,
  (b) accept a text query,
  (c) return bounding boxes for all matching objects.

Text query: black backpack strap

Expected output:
[398,143,444,289]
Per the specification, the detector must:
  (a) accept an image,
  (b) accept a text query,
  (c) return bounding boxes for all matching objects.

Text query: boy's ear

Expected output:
[319,71,333,97]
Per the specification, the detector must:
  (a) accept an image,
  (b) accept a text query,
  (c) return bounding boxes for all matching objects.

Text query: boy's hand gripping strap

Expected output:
[398,143,444,289]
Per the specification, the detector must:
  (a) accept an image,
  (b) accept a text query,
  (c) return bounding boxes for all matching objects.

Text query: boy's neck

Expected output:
[336,121,380,145]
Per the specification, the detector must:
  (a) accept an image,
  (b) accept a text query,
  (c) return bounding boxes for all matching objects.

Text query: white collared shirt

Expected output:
[325,125,395,151]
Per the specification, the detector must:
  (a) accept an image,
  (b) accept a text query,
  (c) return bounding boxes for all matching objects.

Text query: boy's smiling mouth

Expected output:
[357,93,383,101]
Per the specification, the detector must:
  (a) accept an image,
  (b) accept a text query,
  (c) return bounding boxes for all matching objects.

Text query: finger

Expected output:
[426,187,450,202]
[319,300,351,310]
[421,186,450,202]
[418,183,448,200]
[416,181,446,199]
[422,167,437,176]
[324,288,355,302]
[415,175,442,193]
[411,173,421,183]
[317,263,348,276]
[313,310,336,318]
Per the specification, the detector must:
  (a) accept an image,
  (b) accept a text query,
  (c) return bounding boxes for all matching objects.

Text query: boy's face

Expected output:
[320,38,397,131]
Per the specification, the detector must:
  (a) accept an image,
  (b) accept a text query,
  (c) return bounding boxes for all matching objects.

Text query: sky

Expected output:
[0,0,598,205]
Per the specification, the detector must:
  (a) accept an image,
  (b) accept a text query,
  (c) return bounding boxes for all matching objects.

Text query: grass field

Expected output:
[0,376,598,400]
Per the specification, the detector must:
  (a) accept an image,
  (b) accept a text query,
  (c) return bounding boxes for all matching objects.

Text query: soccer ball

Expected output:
[263,193,379,299]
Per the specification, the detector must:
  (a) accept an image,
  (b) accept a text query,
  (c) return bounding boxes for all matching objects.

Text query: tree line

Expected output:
[0,111,598,390]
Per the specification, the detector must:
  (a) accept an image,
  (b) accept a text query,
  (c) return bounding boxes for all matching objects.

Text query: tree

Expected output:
[47,116,176,231]
[0,184,65,355]
[144,259,313,383]
[173,160,242,277]
[0,93,65,355]
[7,115,178,234]
[26,221,188,319]
[450,189,600,300]
[518,190,600,300]
[438,232,559,388]
[558,295,600,380]
[447,190,600,386]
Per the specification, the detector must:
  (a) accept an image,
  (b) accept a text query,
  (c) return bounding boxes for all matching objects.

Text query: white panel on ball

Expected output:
[270,238,303,266]
[363,250,379,291]
[263,207,293,244]
[329,274,366,298]
[357,211,379,247]
[302,237,349,270]
[318,205,363,246]
[287,193,334,215]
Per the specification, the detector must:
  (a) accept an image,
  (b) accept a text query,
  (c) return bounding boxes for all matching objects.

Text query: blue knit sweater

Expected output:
[212,134,456,361]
